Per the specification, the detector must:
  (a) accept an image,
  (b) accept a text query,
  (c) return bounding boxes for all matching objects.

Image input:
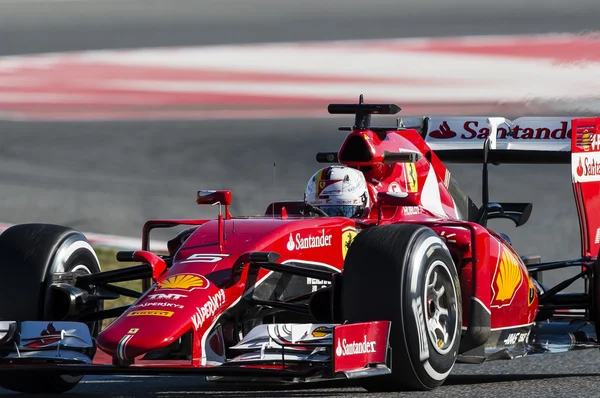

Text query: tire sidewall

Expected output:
[0,228,102,393]
[401,231,462,388]
[44,233,103,330]
[46,233,101,276]
[45,233,103,354]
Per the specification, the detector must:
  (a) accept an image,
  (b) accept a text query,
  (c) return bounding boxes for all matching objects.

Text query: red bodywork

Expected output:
[98,216,358,365]
[96,111,600,368]
[571,118,600,258]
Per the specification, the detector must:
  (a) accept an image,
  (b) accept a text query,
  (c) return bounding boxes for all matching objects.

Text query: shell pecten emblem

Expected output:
[312,326,330,338]
[491,247,523,308]
[582,129,590,152]
[157,274,209,291]
[528,277,536,306]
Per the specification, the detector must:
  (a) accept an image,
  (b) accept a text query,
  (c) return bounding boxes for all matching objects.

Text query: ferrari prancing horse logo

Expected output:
[342,228,357,260]
[316,179,341,197]
[405,163,418,192]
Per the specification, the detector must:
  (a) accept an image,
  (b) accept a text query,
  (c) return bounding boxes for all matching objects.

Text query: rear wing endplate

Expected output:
[571,117,600,258]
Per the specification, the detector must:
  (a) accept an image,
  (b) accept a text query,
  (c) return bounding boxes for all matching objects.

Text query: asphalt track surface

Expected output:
[1,0,600,396]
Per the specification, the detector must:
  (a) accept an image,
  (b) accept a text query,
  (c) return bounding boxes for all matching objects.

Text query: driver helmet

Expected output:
[305,165,369,218]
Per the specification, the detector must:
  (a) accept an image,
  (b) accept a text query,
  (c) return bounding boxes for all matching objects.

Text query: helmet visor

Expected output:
[319,205,363,218]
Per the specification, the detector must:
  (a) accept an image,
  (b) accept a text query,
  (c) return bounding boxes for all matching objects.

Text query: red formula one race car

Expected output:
[0,96,599,394]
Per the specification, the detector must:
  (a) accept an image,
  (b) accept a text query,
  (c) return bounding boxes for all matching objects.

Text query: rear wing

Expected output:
[322,97,600,258]
[421,116,572,164]
[419,115,600,258]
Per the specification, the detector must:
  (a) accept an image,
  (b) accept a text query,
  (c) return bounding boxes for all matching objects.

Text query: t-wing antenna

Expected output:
[327,94,401,129]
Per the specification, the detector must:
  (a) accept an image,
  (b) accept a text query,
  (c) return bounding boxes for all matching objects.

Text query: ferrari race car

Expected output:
[0,96,599,394]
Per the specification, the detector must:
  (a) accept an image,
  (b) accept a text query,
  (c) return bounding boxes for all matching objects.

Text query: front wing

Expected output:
[0,320,392,383]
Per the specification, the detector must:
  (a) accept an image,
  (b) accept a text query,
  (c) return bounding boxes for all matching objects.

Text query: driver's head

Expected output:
[305,165,369,218]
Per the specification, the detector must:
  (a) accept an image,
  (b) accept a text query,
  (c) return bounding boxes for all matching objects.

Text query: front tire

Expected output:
[341,224,462,391]
[0,223,102,394]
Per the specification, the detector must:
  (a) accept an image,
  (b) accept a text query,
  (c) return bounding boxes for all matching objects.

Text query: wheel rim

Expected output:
[70,264,92,277]
[424,260,458,355]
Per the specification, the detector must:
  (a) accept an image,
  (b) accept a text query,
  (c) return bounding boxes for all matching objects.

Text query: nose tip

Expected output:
[97,326,178,361]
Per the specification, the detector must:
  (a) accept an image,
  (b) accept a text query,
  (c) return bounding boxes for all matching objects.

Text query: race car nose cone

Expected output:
[96,322,179,361]
[95,282,229,362]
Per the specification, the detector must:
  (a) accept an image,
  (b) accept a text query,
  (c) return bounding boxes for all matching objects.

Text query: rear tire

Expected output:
[341,224,462,391]
[0,223,102,394]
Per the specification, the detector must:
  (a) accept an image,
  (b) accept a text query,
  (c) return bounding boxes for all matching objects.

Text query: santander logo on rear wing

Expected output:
[420,115,600,258]
[423,116,572,152]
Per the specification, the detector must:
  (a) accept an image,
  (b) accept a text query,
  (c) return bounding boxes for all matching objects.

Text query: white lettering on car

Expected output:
[503,331,529,346]
[286,229,332,251]
[191,290,226,330]
[306,277,331,292]
[182,254,231,263]
[412,297,430,361]
[306,278,331,285]
[148,293,187,301]
[573,153,600,183]
[335,335,377,357]
[584,133,600,152]
[402,206,421,216]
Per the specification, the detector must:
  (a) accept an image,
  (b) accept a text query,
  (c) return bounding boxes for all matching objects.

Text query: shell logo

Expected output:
[582,129,590,152]
[528,278,536,306]
[491,247,523,308]
[312,326,330,338]
[158,274,209,291]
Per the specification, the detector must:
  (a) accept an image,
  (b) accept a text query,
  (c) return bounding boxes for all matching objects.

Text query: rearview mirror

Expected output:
[197,190,232,206]
[377,192,420,207]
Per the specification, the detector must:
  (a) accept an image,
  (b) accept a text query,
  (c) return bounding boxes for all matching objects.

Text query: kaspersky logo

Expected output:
[335,335,376,357]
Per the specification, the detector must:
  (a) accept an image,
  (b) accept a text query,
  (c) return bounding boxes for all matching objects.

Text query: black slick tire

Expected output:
[0,223,102,394]
[341,223,462,391]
